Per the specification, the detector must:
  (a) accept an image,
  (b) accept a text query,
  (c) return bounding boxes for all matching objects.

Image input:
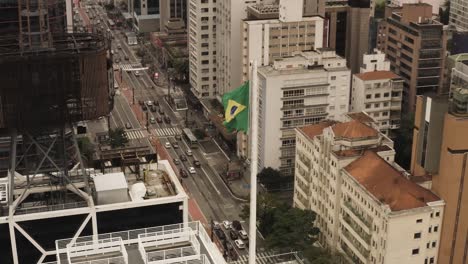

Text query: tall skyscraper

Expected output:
[410,60,468,264]
[188,0,218,98]
[378,3,446,110]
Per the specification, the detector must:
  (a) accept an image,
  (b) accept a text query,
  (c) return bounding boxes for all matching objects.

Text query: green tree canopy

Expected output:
[109,127,129,148]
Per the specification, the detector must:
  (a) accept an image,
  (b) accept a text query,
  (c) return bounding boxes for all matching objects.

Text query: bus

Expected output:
[182,128,198,148]
[125,32,137,46]
[107,19,115,30]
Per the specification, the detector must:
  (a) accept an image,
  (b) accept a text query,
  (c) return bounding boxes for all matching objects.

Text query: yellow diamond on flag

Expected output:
[225,99,246,123]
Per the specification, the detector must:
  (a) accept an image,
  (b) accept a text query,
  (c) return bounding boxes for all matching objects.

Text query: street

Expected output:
[76,2,267,261]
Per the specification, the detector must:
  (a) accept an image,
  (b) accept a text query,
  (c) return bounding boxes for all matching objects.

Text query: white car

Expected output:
[149,117,156,124]
[238,230,248,240]
[186,149,193,156]
[222,220,232,229]
[234,239,246,249]
[165,142,171,149]
[146,100,153,106]
[188,167,196,174]
[134,70,141,77]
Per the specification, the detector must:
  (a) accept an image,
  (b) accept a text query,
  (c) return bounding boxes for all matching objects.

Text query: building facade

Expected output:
[241,2,324,83]
[215,0,264,99]
[378,3,446,110]
[450,0,468,31]
[389,0,444,14]
[411,60,468,264]
[351,71,403,137]
[129,0,161,32]
[188,0,217,98]
[294,115,444,264]
[256,50,350,176]
[160,0,187,29]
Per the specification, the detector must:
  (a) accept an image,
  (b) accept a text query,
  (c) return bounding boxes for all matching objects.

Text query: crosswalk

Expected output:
[230,251,286,264]
[125,129,145,140]
[119,63,144,71]
[154,127,182,137]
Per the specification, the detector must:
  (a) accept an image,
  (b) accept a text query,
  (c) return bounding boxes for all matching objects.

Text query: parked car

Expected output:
[158,109,164,115]
[138,100,144,106]
[215,229,226,240]
[180,155,187,161]
[173,158,180,165]
[165,142,171,149]
[164,116,171,124]
[222,220,232,230]
[188,167,196,174]
[150,105,156,112]
[238,230,248,240]
[172,142,179,148]
[156,117,163,123]
[124,55,129,60]
[186,150,193,156]
[125,122,132,129]
[180,169,188,178]
[149,117,156,124]
[229,230,238,240]
[234,239,246,249]
[146,100,153,106]
[175,134,181,140]
[193,160,201,168]
[117,44,122,49]
[142,104,147,111]
[213,221,221,230]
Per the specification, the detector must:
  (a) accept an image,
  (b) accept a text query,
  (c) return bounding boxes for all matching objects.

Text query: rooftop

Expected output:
[332,120,379,140]
[344,151,440,211]
[346,112,375,123]
[299,120,338,140]
[355,71,400,81]
[333,145,393,158]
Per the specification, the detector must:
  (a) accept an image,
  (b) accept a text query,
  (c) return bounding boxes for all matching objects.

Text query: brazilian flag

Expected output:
[222,81,249,132]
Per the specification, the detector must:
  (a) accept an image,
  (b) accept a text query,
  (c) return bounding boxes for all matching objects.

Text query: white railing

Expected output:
[146,246,198,264]
[67,237,128,264]
[137,227,195,249]
[74,256,127,264]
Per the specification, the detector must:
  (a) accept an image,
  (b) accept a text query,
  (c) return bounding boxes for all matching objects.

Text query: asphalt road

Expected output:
[83,4,259,258]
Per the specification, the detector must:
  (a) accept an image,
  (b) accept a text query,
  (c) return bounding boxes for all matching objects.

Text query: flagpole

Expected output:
[248,60,259,264]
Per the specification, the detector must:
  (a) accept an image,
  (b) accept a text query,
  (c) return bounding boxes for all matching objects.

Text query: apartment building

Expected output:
[450,0,468,31]
[293,115,444,264]
[360,49,391,73]
[351,71,403,137]
[389,0,444,14]
[241,1,324,82]
[411,60,468,264]
[256,50,350,176]
[188,0,217,98]
[128,0,161,32]
[378,3,446,110]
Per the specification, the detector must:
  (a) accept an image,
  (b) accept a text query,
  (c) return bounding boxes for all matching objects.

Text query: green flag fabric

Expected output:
[222,81,249,132]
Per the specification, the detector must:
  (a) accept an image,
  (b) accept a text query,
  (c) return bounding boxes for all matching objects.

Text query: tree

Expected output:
[109,127,129,148]
[265,207,320,252]
[193,128,205,140]
[303,246,343,264]
[394,113,414,169]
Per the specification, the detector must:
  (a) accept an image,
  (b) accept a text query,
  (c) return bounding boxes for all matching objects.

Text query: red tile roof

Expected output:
[347,112,374,123]
[344,151,440,211]
[332,120,379,139]
[355,71,400,81]
[299,121,337,140]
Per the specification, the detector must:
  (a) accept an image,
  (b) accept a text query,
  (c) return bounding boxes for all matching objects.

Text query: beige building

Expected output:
[255,50,350,176]
[294,114,444,264]
[449,0,468,31]
[377,3,447,110]
[241,1,324,83]
[351,71,404,137]
[188,0,217,98]
[411,60,468,264]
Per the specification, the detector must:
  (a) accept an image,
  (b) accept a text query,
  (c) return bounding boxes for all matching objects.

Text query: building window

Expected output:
[434,226,439,232]
[383,111,389,116]
[429,257,434,264]
[366,94,372,99]
[414,232,421,239]
[412,248,419,255]
[432,241,436,248]
[416,219,423,223]
[384,92,390,97]
[375,93,381,98]
[331,76,336,80]
[429,226,432,233]
[435,212,440,217]
[374,103,379,108]
[365,104,371,109]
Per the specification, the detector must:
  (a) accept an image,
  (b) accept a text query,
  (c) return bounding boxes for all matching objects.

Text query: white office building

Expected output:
[256,50,350,176]
[360,49,391,73]
[293,114,445,264]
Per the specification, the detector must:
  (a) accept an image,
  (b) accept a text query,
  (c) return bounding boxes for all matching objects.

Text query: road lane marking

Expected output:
[200,167,221,195]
